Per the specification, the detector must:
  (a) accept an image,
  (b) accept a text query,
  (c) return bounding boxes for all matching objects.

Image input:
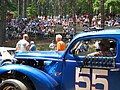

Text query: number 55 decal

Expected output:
[75,68,108,90]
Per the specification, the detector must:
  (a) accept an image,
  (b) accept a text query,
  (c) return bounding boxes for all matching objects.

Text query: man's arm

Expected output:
[26,45,30,51]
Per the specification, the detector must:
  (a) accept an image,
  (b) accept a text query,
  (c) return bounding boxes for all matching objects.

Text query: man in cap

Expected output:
[56,34,66,51]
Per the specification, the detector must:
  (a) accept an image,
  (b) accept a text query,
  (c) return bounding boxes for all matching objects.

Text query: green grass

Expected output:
[37,44,50,51]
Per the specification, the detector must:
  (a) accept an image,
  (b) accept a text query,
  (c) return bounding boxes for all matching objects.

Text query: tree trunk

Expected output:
[57,0,63,16]
[18,0,23,18]
[88,0,93,27]
[23,0,27,17]
[100,0,105,29]
[37,3,40,17]
[70,0,76,34]
[0,0,7,46]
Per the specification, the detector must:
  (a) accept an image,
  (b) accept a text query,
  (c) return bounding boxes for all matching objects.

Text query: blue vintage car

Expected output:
[0,28,120,90]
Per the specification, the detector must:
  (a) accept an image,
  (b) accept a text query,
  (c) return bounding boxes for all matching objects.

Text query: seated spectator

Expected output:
[79,40,89,52]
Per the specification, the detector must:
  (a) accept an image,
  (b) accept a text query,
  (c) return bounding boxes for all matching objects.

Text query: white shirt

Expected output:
[49,43,56,50]
[16,39,29,52]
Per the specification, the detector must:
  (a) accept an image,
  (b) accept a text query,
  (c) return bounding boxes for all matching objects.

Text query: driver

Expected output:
[88,39,114,57]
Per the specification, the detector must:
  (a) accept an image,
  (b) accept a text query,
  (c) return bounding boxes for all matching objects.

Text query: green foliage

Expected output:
[76,0,89,15]
[105,0,120,14]
[93,0,100,11]
[2,0,120,19]
[13,11,18,18]
[7,0,17,11]
[93,0,120,15]
[27,3,37,18]
[37,0,47,5]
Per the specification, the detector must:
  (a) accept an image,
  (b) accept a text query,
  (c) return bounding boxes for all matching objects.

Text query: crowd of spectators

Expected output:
[6,15,77,41]
[6,16,55,41]
[6,14,120,41]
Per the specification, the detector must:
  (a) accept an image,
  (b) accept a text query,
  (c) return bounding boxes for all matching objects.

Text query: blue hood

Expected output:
[14,51,65,61]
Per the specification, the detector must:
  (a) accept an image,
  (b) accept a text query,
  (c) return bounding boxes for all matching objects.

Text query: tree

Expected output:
[88,0,93,26]
[0,0,7,46]
[27,3,37,18]
[100,0,105,28]
[37,0,48,16]
[23,0,27,17]
[18,0,23,18]
[105,0,120,16]
[93,0,120,16]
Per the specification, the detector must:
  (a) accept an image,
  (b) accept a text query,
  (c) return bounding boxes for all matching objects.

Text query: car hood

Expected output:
[0,54,15,61]
[14,51,65,61]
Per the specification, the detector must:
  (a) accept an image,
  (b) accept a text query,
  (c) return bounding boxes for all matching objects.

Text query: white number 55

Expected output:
[75,68,108,90]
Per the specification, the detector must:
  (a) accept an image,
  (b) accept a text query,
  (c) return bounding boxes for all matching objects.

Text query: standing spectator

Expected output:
[29,41,36,51]
[16,34,29,52]
[92,16,98,27]
[49,40,56,50]
[55,34,66,51]
[83,15,89,27]
[79,41,89,52]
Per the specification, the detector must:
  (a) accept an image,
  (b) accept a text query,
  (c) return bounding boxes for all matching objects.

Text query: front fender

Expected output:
[0,64,58,90]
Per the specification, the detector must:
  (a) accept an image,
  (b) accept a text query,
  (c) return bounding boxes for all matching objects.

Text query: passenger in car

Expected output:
[88,39,114,57]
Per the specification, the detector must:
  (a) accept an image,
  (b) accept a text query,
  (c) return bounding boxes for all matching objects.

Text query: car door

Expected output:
[62,37,119,90]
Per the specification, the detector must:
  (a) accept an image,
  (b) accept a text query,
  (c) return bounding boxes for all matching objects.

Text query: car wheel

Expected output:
[0,79,29,90]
